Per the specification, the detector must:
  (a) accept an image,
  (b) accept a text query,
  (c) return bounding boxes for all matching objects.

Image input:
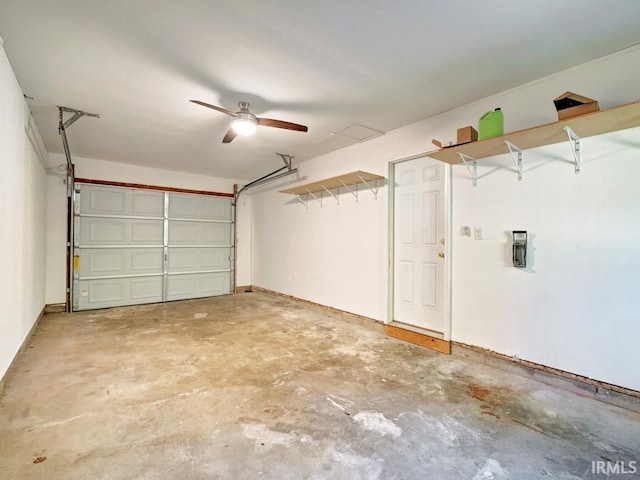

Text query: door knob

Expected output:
[438,252,445,258]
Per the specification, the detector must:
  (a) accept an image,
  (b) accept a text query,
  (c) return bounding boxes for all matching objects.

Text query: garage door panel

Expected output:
[79,185,164,217]
[131,191,164,216]
[168,193,231,221]
[167,272,230,301]
[131,249,164,272]
[86,219,127,244]
[168,247,230,272]
[84,187,127,215]
[168,222,197,243]
[78,248,163,278]
[88,280,125,303]
[199,273,229,295]
[168,250,196,270]
[81,250,126,277]
[131,221,164,243]
[79,218,164,246]
[77,277,163,310]
[201,248,230,269]
[131,277,164,300]
[167,275,195,297]
[168,221,230,245]
[168,195,197,218]
[201,223,230,243]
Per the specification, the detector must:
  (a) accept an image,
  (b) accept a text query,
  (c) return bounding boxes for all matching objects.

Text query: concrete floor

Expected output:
[1,293,639,479]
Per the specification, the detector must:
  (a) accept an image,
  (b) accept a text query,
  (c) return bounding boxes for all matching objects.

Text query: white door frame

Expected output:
[387,152,452,341]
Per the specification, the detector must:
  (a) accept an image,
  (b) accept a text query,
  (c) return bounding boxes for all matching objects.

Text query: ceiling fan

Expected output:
[190,100,308,143]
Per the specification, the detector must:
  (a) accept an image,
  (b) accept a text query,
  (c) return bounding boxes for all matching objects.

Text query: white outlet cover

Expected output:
[474,227,484,240]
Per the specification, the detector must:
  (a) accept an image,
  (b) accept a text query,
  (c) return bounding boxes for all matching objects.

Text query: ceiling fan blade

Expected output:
[190,100,236,117]
[257,117,308,132]
[222,128,238,143]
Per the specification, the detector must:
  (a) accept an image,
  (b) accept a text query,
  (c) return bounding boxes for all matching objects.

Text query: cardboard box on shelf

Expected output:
[554,92,599,120]
[456,126,478,144]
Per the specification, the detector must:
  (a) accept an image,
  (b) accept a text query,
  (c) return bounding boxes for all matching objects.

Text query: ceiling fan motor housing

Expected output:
[232,109,258,135]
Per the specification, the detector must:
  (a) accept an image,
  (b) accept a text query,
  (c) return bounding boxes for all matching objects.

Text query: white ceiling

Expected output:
[1,1,639,180]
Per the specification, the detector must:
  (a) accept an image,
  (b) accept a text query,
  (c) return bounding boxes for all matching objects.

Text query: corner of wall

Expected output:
[0,43,48,380]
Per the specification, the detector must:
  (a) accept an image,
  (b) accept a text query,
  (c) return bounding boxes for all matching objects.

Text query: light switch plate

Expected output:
[474,227,484,240]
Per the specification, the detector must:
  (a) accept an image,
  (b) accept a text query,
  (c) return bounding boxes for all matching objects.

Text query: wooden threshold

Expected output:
[384,324,451,354]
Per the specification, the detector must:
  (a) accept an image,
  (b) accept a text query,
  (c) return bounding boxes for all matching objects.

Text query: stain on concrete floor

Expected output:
[0,292,638,479]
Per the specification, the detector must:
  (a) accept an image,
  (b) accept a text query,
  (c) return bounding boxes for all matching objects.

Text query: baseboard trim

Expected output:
[235,285,253,294]
[384,323,451,354]
[44,303,66,314]
[251,286,383,330]
[452,341,640,413]
[0,306,45,394]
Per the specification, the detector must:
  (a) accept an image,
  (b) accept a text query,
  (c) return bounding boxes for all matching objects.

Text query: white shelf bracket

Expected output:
[295,195,308,209]
[305,189,322,206]
[356,176,380,199]
[563,126,581,174]
[339,180,358,202]
[321,184,339,205]
[457,152,478,187]
[504,140,523,181]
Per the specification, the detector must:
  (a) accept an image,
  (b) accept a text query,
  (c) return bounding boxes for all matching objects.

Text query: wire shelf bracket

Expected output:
[295,195,308,209]
[321,184,339,205]
[563,126,581,174]
[306,189,323,207]
[279,171,385,207]
[457,152,478,187]
[339,180,359,202]
[504,140,524,181]
[356,175,380,199]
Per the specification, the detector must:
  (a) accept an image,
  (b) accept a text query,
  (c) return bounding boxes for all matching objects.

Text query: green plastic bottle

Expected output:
[478,108,504,140]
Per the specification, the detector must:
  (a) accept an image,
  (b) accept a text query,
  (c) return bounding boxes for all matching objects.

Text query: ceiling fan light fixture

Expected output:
[191,99,307,143]
[231,112,258,136]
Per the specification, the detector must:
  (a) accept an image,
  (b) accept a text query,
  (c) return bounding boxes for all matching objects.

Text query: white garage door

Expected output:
[72,183,234,311]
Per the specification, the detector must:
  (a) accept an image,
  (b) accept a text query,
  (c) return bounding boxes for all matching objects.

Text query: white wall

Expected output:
[45,153,250,304]
[235,192,253,288]
[0,39,48,381]
[251,45,640,391]
[251,167,388,320]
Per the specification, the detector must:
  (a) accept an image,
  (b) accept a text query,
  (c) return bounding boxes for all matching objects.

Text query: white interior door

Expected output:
[392,156,449,334]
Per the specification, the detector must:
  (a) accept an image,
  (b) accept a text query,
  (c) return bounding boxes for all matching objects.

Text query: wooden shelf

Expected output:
[428,100,640,164]
[280,171,385,196]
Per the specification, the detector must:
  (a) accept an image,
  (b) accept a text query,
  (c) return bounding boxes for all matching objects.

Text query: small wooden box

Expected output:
[456,126,478,144]
[554,92,599,120]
